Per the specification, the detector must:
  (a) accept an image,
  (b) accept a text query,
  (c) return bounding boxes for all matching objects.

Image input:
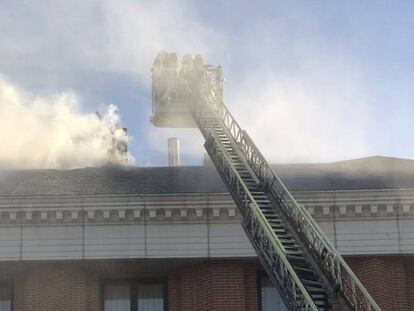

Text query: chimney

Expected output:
[168,137,180,167]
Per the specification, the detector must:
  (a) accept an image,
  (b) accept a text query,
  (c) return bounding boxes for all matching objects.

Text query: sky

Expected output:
[0,0,413,167]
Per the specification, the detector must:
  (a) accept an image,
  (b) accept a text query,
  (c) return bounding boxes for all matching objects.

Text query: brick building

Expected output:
[0,156,413,311]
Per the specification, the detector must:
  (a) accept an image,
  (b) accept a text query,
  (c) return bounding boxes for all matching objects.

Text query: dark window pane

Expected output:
[137,284,164,311]
[0,287,11,311]
[104,284,131,311]
[260,276,288,311]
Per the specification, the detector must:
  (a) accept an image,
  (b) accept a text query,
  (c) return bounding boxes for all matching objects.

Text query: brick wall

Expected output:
[168,260,258,311]
[346,256,414,311]
[13,263,100,311]
[405,256,414,310]
[7,259,258,311]
[2,256,413,311]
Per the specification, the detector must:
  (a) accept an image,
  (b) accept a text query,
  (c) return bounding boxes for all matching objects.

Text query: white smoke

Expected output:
[0,76,127,169]
[228,68,372,163]
[0,1,403,165]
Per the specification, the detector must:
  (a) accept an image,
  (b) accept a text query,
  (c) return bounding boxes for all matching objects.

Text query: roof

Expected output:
[1,156,414,196]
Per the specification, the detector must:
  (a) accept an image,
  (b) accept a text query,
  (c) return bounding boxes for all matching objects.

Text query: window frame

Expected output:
[0,281,13,311]
[257,271,290,311]
[100,277,168,311]
[257,271,265,311]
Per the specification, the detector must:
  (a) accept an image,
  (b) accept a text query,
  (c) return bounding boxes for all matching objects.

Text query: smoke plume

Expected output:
[0,76,127,169]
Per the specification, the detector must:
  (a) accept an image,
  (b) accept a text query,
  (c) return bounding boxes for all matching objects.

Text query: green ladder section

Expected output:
[152,60,382,311]
[194,103,326,311]
[190,67,381,311]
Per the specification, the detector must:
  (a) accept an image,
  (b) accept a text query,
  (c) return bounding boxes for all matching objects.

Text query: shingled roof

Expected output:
[0,156,413,196]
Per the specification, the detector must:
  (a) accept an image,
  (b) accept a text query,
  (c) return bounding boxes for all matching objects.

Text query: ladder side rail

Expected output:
[192,108,286,255]
[200,129,318,311]
[197,68,381,311]
[239,130,381,311]
[151,76,161,117]
[189,89,317,310]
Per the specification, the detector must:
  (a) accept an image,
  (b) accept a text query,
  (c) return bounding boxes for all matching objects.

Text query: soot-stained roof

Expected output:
[0,156,413,196]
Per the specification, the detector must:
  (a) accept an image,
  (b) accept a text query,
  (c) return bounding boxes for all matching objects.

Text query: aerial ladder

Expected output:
[150,52,382,311]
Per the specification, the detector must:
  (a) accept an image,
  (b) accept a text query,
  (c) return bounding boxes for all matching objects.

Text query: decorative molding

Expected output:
[56,211,63,220]
[180,209,187,218]
[9,212,16,221]
[133,210,141,218]
[0,189,413,225]
[41,212,48,220]
[213,208,220,217]
[25,212,32,221]
[303,203,414,218]
[149,210,156,218]
[72,211,79,219]
[402,204,411,214]
[87,210,94,219]
[196,209,203,217]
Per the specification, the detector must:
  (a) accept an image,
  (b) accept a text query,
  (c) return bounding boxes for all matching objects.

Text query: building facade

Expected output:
[0,157,413,311]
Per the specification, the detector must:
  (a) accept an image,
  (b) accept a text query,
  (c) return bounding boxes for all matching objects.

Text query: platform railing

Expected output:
[196,66,381,311]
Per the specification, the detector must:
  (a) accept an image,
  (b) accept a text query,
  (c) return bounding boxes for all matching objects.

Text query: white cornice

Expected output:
[0,189,413,224]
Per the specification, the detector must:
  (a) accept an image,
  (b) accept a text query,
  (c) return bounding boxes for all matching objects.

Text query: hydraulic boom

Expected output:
[151,52,381,311]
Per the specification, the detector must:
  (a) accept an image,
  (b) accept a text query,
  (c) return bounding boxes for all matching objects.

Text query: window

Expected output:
[103,280,166,311]
[104,284,130,311]
[137,284,164,310]
[259,274,288,311]
[0,284,12,311]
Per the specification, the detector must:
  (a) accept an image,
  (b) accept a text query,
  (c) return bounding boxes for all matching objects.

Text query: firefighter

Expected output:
[193,54,205,83]
[193,54,204,70]
[165,53,178,72]
[180,54,193,79]
[152,51,168,76]
[152,51,172,106]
